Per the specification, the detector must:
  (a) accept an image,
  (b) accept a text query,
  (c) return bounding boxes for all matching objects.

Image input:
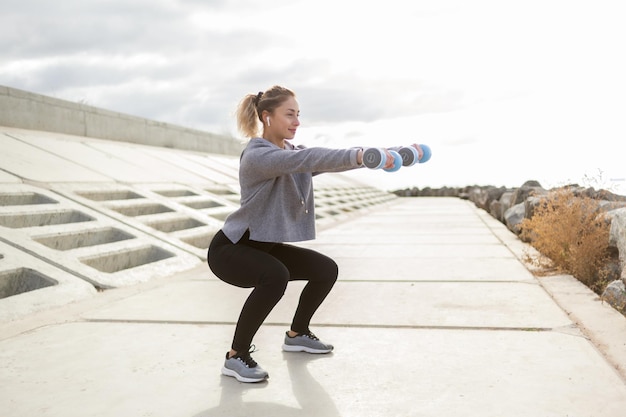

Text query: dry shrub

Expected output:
[520,187,611,292]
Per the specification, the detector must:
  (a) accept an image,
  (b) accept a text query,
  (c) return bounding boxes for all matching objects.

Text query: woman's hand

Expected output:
[382,149,396,169]
[357,148,364,165]
[411,143,424,161]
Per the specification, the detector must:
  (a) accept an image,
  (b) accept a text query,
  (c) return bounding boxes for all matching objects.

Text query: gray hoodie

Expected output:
[221,138,362,243]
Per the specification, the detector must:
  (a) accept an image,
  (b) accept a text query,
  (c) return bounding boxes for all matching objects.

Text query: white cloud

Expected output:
[1,0,625,190]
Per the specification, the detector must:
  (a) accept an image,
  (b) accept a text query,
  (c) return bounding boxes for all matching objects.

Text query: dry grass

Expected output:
[520,187,612,293]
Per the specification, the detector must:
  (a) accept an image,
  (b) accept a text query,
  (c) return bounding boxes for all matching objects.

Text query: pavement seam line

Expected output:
[81,318,556,333]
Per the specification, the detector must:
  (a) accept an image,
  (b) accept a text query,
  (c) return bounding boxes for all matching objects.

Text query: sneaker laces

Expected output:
[234,345,258,368]
[302,331,319,341]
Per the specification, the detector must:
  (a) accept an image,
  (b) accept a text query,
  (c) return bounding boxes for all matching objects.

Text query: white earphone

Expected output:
[266,117,271,126]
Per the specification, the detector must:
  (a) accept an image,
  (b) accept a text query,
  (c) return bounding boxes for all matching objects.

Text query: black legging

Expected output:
[208,230,338,353]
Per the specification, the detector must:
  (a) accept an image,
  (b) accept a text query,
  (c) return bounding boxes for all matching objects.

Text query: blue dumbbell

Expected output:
[398,144,432,166]
[363,148,403,172]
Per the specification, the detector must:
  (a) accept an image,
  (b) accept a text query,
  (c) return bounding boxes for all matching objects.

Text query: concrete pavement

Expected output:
[2,197,626,416]
[1,123,626,416]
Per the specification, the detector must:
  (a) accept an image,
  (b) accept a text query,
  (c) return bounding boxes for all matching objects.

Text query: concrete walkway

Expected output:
[2,197,626,417]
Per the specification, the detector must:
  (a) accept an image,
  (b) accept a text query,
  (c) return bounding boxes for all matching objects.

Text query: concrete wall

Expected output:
[0,85,244,156]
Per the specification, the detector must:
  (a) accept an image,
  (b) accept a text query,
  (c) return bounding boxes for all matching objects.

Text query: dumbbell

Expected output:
[398,144,432,166]
[362,148,403,172]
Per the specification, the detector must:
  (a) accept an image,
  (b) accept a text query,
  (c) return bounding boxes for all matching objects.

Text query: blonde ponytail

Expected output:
[235,86,296,139]
[236,94,260,138]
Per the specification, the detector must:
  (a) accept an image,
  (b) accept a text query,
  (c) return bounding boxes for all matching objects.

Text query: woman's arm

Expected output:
[241,140,363,181]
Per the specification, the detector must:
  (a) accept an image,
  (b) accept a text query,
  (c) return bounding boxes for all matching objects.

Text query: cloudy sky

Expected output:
[2,0,625,191]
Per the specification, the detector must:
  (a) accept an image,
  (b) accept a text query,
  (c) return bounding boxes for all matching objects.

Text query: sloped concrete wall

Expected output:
[0,85,243,156]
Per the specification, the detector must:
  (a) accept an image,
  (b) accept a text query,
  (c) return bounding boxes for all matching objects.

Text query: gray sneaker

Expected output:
[221,348,269,383]
[282,331,334,354]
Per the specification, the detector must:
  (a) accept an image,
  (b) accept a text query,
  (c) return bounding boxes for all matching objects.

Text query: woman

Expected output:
[207,85,396,383]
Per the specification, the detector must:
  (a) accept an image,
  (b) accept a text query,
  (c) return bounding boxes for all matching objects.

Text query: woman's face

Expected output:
[267,97,300,140]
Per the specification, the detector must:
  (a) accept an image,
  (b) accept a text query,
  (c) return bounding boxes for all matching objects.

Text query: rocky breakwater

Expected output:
[394,181,626,312]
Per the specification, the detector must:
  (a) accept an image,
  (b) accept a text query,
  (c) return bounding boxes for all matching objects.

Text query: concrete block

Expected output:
[0,240,96,322]
[0,184,201,289]
[51,182,240,260]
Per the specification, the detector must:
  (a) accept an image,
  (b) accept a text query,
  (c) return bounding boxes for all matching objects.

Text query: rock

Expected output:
[474,186,507,211]
[608,208,626,271]
[392,186,462,198]
[577,187,626,202]
[510,181,547,206]
[489,190,513,222]
[524,196,545,220]
[504,203,525,234]
[489,199,502,221]
[496,191,515,223]
[602,279,626,311]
